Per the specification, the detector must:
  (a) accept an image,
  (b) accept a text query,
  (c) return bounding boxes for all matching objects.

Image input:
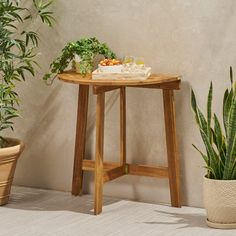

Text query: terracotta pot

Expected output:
[0,138,24,205]
[203,176,236,229]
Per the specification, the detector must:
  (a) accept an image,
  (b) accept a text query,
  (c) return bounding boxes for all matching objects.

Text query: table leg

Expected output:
[120,87,126,167]
[94,92,105,215]
[163,89,181,207]
[72,85,89,196]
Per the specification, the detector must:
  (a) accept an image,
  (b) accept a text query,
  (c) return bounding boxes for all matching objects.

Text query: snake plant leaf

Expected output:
[223,88,233,137]
[230,66,233,84]
[193,144,212,178]
[213,114,226,166]
[230,157,236,179]
[191,89,199,124]
[211,127,218,148]
[213,114,223,150]
[223,88,229,133]
[192,99,213,148]
[192,144,208,164]
[191,89,208,138]
[223,95,236,179]
[204,166,216,179]
[198,108,210,139]
[207,82,213,127]
[200,128,222,179]
[211,128,225,173]
[230,138,236,179]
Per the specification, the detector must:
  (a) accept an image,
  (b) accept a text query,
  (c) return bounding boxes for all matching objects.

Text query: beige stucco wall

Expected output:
[13,0,236,207]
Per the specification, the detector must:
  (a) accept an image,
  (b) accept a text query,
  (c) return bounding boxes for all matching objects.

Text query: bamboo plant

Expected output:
[191,67,236,180]
[0,0,54,147]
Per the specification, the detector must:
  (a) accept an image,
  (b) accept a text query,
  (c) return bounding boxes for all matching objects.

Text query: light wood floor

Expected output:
[0,186,235,235]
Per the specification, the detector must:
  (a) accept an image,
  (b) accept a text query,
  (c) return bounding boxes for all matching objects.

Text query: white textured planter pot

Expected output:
[203,176,236,229]
[74,54,82,73]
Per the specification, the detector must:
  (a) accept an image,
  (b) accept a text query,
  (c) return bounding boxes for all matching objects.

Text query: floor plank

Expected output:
[0,186,235,236]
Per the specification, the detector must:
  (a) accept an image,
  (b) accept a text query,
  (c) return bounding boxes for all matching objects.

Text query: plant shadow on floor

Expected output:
[143,209,208,229]
[5,187,120,215]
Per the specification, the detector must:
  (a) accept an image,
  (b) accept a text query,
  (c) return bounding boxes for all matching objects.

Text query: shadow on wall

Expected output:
[175,80,192,206]
[83,81,191,206]
[23,82,63,144]
[86,88,120,140]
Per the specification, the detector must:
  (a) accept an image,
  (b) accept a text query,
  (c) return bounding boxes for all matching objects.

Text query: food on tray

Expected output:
[100,58,122,66]
[97,56,149,74]
[98,59,123,72]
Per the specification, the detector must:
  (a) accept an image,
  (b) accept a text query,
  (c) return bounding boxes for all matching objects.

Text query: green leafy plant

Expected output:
[191,67,236,180]
[43,37,116,83]
[0,0,54,147]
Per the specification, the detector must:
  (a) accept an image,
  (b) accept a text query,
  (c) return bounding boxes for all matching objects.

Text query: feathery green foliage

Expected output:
[0,0,54,147]
[191,67,236,179]
[43,37,116,83]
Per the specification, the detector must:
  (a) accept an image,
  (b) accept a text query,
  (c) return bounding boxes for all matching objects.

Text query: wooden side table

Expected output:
[58,71,181,215]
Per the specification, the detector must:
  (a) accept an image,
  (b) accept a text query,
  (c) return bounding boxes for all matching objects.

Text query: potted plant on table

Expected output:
[43,37,116,83]
[0,0,54,205]
[191,67,236,229]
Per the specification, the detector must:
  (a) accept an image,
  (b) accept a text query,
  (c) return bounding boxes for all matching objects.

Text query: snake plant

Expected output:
[191,67,236,180]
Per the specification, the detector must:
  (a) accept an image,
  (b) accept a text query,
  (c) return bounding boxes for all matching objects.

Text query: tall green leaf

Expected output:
[200,129,222,179]
[230,66,233,84]
[207,82,213,127]
[223,89,233,137]
[0,0,54,147]
[223,95,236,179]
[191,68,236,180]
[191,89,199,124]
[213,114,224,152]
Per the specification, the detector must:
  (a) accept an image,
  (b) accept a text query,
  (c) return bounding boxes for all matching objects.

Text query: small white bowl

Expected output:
[98,64,123,73]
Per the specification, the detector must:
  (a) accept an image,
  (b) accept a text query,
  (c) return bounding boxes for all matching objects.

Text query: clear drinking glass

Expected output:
[135,57,145,70]
[123,56,135,72]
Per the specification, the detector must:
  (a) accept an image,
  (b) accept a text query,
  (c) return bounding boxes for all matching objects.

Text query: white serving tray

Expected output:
[92,67,151,81]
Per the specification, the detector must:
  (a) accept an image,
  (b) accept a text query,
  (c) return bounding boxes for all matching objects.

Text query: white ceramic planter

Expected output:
[74,54,82,73]
[203,176,236,229]
[0,138,24,205]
